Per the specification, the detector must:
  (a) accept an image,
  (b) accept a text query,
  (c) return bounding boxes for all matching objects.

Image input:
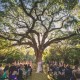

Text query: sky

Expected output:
[0,0,80,11]
[0,1,4,11]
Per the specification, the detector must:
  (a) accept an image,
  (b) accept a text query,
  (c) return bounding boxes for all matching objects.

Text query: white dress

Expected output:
[36,61,42,73]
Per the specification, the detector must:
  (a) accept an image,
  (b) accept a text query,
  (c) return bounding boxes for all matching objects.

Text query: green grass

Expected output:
[27,72,48,80]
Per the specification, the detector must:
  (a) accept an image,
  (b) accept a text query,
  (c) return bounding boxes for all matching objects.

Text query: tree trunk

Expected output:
[36,52,43,73]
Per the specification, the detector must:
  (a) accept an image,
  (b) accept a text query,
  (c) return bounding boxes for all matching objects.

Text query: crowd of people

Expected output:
[0,60,80,80]
[0,62,32,80]
[47,61,80,80]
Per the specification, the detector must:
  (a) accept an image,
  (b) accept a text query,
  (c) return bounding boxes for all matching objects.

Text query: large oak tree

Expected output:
[0,0,80,72]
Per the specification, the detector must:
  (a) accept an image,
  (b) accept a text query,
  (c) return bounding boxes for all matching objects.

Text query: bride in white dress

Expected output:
[36,61,43,73]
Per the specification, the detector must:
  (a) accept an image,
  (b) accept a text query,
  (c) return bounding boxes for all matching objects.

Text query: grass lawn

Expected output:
[27,72,48,80]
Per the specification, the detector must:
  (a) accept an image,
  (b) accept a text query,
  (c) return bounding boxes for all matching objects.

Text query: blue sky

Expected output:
[0,1,5,11]
[0,0,80,11]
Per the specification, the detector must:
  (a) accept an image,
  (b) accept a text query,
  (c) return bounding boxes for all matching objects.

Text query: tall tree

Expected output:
[0,0,80,72]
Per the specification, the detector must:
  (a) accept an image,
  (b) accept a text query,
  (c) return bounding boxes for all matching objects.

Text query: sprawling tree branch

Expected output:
[43,32,77,50]
[19,0,35,20]
[30,0,43,14]
[0,34,18,42]
[11,41,33,47]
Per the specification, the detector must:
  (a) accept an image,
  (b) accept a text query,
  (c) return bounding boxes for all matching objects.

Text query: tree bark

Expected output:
[35,52,43,73]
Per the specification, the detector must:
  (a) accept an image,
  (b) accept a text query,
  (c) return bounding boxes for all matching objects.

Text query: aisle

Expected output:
[27,72,47,80]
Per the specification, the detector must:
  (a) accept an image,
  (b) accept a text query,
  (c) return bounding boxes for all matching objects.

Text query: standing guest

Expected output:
[0,69,8,80]
[17,65,24,80]
[9,63,18,80]
[65,64,72,80]
[2,69,9,80]
[72,65,80,80]
[20,64,26,78]
[27,64,32,76]
[57,63,66,80]
[24,64,28,78]
[0,64,3,70]
[36,61,43,73]
[4,64,9,72]
[0,69,4,80]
